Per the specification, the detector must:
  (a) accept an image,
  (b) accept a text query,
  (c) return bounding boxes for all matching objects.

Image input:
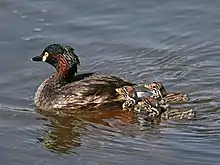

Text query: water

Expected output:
[1,0,220,164]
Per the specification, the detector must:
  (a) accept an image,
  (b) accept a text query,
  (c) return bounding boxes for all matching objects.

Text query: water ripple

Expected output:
[1,0,220,164]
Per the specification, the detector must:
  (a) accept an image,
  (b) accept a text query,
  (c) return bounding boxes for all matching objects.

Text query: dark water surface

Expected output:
[1,0,220,164]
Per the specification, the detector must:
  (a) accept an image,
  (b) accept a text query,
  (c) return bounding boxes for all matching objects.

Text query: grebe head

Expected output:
[32,44,80,74]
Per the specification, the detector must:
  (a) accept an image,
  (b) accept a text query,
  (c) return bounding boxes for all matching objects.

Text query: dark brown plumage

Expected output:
[116,86,196,121]
[115,86,167,118]
[32,44,135,111]
[161,108,196,120]
[145,82,188,104]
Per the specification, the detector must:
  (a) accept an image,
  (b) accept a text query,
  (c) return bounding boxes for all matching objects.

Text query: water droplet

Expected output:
[33,28,42,32]
[38,18,45,22]
[41,9,47,13]
[21,15,27,19]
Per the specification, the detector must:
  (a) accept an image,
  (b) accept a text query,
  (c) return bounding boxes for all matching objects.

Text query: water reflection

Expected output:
[37,116,83,154]
[36,108,139,154]
[35,104,199,154]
